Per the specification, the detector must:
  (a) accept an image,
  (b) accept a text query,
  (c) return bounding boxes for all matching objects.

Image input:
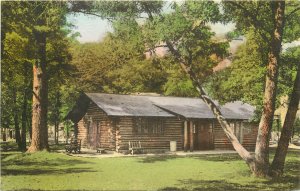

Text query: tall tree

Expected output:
[27,2,71,152]
[255,1,285,176]
[270,47,300,176]
[1,1,72,152]
[222,0,300,176]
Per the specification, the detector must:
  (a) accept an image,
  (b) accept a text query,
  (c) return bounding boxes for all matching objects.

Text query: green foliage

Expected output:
[164,76,198,97]
[70,34,168,94]
[70,1,228,97]
[222,1,300,43]
[161,56,198,97]
[70,1,165,20]
[283,1,300,42]
[222,2,273,37]
[143,1,229,87]
[206,30,267,108]
[1,1,74,139]
[277,46,300,99]
[206,29,299,120]
[1,2,34,131]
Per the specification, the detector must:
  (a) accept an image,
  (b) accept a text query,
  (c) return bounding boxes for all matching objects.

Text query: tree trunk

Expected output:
[14,115,21,147]
[270,63,300,177]
[21,88,28,151]
[55,121,59,144]
[20,63,31,151]
[13,89,22,150]
[28,118,32,141]
[254,1,285,177]
[54,91,61,145]
[27,30,49,152]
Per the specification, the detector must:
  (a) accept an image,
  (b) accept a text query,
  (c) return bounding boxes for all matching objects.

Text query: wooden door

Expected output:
[196,121,214,150]
[87,119,98,149]
[91,121,98,149]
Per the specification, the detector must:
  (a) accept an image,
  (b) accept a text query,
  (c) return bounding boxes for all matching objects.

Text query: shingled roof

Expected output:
[86,93,173,117]
[79,93,255,120]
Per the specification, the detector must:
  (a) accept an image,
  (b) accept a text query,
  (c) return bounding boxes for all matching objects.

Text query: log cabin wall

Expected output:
[214,120,234,150]
[241,122,258,151]
[77,119,87,146]
[213,120,258,151]
[117,116,183,152]
[77,102,116,150]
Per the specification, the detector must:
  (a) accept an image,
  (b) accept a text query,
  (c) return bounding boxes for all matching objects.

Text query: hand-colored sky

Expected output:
[67,13,113,43]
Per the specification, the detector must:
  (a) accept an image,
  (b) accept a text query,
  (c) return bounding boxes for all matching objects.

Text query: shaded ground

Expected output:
[1,143,299,191]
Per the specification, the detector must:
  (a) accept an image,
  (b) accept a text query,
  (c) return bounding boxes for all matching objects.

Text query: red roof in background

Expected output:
[213,58,232,72]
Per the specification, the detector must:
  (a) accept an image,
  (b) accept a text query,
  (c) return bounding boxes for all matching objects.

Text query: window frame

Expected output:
[133,117,165,135]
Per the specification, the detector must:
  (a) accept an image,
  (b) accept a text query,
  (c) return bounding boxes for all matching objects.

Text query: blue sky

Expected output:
[67,13,113,43]
[68,13,235,43]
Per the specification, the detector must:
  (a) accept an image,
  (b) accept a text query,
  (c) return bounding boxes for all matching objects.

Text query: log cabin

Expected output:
[65,93,258,153]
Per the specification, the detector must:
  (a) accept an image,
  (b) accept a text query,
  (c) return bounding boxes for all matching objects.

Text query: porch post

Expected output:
[190,121,194,152]
[184,121,188,152]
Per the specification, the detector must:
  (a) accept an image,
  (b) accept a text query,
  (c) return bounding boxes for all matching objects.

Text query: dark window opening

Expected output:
[134,118,164,135]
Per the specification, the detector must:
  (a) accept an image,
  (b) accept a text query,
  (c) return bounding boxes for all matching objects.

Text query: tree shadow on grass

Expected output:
[138,155,182,163]
[1,142,21,152]
[264,160,300,190]
[159,187,188,191]
[179,179,261,191]
[1,152,97,176]
[160,178,299,191]
[11,189,101,191]
[1,154,94,167]
[139,153,243,163]
[191,154,241,162]
[6,157,93,166]
[1,167,98,176]
[1,152,16,161]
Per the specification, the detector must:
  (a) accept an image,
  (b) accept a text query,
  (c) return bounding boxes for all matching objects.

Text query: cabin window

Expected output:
[134,118,164,135]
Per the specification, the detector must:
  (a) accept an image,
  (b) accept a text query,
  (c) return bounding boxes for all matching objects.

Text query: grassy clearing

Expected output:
[1,144,299,191]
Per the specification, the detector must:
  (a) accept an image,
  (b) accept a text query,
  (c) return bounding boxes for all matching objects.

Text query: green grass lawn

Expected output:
[1,144,299,191]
